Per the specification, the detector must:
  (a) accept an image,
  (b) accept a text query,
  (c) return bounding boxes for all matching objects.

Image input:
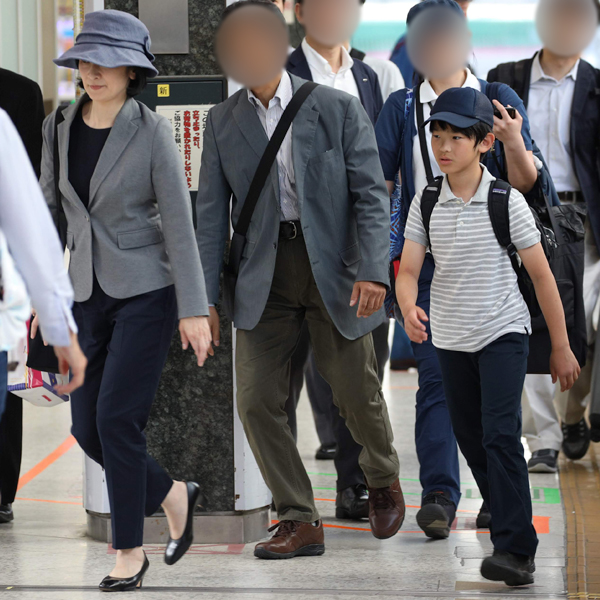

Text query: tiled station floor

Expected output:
[0,368,574,599]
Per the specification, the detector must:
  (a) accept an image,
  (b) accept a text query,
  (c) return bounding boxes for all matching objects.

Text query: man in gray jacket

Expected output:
[197,0,403,559]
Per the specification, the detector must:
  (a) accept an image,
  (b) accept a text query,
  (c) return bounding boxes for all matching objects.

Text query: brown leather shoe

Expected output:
[254,520,325,559]
[368,479,405,539]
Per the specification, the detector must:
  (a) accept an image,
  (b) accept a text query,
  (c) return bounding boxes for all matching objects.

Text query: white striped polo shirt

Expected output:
[404,166,541,353]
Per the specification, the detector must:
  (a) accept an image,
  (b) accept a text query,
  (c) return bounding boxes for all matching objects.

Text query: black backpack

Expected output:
[420,177,587,374]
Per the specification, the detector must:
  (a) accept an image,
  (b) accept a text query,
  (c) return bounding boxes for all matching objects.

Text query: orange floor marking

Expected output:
[17,435,77,491]
[14,497,81,506]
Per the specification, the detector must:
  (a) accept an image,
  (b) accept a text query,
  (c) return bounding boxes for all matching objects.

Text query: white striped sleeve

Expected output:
[509,191,541,250]
[404,192,429,247]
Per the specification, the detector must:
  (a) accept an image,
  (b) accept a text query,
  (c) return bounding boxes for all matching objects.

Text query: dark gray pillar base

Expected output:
[86,507,270,545]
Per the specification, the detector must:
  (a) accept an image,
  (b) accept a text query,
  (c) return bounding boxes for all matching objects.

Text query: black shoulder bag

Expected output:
[26,107,68,374]
[222,81,318,321]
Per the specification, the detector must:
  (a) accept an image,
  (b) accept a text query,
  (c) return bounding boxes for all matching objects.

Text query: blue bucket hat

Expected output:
[54,10,158,77]
[407,0,465,26]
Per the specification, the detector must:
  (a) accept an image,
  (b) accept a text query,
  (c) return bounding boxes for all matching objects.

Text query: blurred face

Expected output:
[78,61,134,101]
[295,0,361,47]
[216,6,289,89]
[536,0,598,58]
[431,124,494,175]
[271,0,285,11]
[407,7,471,80]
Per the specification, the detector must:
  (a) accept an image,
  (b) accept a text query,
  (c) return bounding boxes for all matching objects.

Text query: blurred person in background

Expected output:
[200,0,405,559]
[47,10,212,590]
[488,0,600,471]
[376,0,538,541]
[285,0,391,522]
[0,68,46,525]
[0,104,88,515]
[390,0,473,86]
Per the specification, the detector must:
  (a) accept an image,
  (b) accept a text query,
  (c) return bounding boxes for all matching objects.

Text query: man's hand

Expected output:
[179,316,213,367]
[492,100,523,146]
[54,332,87,395]
[207,306,220,354]
[350,281,386,318]
[30,312,48,346]
[403,305,428,344]
[550,345,581,392]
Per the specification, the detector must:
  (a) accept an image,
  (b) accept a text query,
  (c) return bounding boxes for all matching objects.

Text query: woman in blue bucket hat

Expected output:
[39,9,213,591]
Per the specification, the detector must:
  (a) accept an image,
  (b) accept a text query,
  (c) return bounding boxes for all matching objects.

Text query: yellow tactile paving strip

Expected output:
[560,443,600,599]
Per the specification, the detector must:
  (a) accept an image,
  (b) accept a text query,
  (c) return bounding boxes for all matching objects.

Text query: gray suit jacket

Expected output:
[40,96,209,319]
[196,74,389,340]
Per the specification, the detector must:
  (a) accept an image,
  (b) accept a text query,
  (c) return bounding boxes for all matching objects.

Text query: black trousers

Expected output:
[436,333,539,558]
[0,393,23,505]
[71,280,176,549]
[286,321,390,492]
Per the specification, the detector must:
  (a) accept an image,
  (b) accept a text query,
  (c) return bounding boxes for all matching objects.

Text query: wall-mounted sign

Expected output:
[139,0,190,55]
[157,105,212,192]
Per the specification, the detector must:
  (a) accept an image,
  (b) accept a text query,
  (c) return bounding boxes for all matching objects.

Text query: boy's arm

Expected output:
[397,240,428,343]
[519,244,581,391]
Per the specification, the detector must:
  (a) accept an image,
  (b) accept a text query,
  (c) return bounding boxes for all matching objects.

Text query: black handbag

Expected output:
[26,106,68,374]
[222,81,317,321]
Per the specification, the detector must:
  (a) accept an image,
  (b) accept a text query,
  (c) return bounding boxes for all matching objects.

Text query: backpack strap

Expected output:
[487,179,520,271]
[420,176,444,242]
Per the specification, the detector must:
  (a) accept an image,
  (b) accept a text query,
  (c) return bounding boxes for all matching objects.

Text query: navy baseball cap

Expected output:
[407,0,465,26]
[423,87,495,129]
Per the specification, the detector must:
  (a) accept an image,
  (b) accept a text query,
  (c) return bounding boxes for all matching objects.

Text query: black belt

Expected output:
[558,191,584,203]
[279,220,303,240]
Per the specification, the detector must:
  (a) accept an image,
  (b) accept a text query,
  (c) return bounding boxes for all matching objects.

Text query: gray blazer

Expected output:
[196,74,390,341]
[40,96,209,319]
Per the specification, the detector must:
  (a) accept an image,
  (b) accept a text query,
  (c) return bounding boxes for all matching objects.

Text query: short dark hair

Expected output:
[221,0,288,27]
[429,119,493,148]
[77,66,148,97]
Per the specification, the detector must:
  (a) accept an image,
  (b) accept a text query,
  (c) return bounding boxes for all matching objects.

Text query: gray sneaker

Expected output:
[528,449,558,473]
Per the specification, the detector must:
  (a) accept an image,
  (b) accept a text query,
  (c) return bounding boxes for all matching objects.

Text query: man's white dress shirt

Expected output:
[301,38,360,100]
[528,53,580,193]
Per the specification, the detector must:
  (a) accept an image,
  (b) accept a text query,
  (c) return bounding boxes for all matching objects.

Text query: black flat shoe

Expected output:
[0,504,14,524]
[99,553,149,592]
[164,481,201,566]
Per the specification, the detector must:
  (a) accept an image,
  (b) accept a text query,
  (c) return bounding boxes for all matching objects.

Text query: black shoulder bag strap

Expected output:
[226,81,318,276]
[420,176,444,242]
[415,84,435,186]
[487,179,518,270]
[53,106,68,247]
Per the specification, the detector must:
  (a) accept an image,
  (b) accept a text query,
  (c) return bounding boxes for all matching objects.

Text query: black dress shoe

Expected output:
[164,482,202,566]
[562,418,590,460]
[99,552,149,592]
[315,444,336,460]
[336,484,369,520]
[0,504,13,524]
[476,501,491,529]
[481,550,535,587]
[416,492,456,539]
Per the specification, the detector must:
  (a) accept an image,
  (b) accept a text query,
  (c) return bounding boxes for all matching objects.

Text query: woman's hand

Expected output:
[179,316,213,367]
[492,100,524,147]
[550,345,581,392]
[54,332,87,395]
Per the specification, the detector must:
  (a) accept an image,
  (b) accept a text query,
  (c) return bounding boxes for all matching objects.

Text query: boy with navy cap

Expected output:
[397,87,580,586]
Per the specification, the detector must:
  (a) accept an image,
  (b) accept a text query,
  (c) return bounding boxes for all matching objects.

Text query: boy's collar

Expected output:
[438,165,495,204]
[420,68,480,104]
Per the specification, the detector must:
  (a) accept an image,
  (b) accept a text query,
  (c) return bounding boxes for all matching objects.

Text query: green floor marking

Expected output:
[465,487,560,504]
[313,486,420,496]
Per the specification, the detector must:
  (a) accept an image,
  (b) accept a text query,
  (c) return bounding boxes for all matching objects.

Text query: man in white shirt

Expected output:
[488,0,600,472]
[348,44,405,101]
